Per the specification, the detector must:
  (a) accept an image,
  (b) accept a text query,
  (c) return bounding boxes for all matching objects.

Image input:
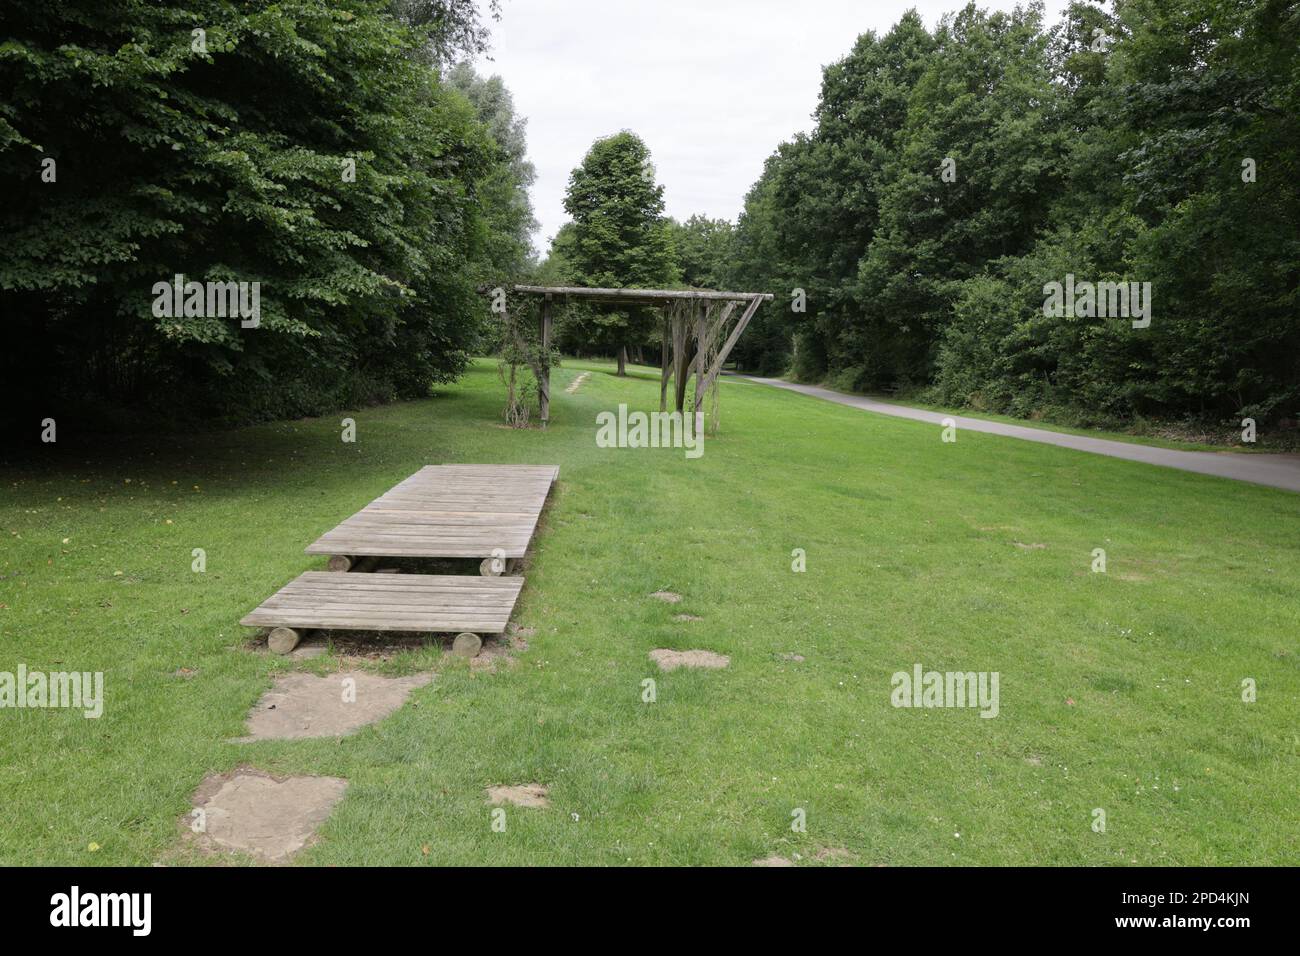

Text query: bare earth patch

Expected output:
[814,846,855,864]
[650,590,682,604]
[1014,541,1048,550]
[239,671,432,741]
[779,652,805,663]
[649,649,730,671]
[753,855,795,867]
[672,614,703,623]
[470,630,532,672]
[564,371,592,394]
[283,630,431,661]
[289,638,327,660]
[190,768,348,864]
[486,783,549,808]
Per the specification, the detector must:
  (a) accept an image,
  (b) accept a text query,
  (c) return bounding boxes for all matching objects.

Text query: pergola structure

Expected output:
[487,285,774,427]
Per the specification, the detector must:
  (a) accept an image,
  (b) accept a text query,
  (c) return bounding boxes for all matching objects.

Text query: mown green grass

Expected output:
[802,382,1260,453]
[2,358,1297,866]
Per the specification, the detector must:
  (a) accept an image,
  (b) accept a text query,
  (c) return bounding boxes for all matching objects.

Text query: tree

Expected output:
[723,0,1300,428]
[855,2,1067,388]
[562,131,677,373]
[668,215,734,290]
[389,0,501,65]
[445,63,538,277]
[0,0,515,434]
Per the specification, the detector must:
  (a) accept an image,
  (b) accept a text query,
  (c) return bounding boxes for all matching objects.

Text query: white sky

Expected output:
[475,0,1070,255]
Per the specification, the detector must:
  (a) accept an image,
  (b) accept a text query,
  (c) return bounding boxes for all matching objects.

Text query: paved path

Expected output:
[744,377,1300,494]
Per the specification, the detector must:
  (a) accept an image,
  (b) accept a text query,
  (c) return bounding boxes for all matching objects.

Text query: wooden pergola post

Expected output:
[539,294,553,427]
[697,295,764,398]
[660,305,672,412]
[673,308,691,413]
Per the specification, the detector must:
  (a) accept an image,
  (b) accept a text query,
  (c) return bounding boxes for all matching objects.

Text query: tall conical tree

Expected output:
[562,131,677,373]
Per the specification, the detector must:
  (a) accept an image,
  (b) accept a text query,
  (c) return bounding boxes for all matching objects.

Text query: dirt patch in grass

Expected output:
[238,671,433,741]
[672,614,703,622]
[649,649,730,671]
[188,768,348,864]
[779,652,805,663]
[255,629,433,661]
[814,846,855,864]
[650,590,682,604]
[486,783,549,808]
[752,855,795,867]
[470,629,533,672]
[1014,541,1048,550]
[289,638,328,660]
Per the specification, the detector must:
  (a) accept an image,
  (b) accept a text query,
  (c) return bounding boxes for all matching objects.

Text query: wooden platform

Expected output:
[305,464,559,560]
[240,572,525,634]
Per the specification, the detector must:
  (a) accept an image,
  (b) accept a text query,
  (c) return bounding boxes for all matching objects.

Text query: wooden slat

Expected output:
[241,572,523,634]
[304,464,558,559]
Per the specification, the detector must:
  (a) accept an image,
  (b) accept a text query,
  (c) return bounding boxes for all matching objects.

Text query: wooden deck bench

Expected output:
[305,464,559,574]
[241,571,524,657]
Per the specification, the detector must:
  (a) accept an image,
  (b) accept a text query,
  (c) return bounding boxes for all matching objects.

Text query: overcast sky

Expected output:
[474,0,1070,256]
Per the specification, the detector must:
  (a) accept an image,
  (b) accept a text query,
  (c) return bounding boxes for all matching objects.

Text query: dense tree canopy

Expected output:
[445,62,538,277]
[558,130,677,371]
[710,0,1300,427]
[0,0,529,434]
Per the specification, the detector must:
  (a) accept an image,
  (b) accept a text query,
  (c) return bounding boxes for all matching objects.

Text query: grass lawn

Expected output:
[2,357,1298,866]
[793,382,1268,454]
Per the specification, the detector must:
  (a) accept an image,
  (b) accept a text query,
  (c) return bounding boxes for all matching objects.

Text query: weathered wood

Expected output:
[539,295,552,426]
[660,309,672,411]
[267,627,301,655]
[242,572,524,635]
[306,464,558,560]
[452,632,483,658]
[698,294,765,398]
[502,285,775,304]
[482,287,768,424]
[672,307,693,412]
[693,303,710,410]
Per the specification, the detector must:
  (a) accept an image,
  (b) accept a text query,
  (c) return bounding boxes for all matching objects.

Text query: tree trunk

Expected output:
[616,344,627,376]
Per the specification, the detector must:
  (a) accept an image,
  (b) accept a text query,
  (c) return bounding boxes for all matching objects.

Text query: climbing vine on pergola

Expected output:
[482,285,773,430]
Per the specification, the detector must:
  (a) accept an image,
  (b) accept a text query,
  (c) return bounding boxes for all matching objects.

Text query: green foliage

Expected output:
[560,131,677,357]
[445,62,537,277]
[0,0,525,431]
[667,214,733,290]
[727,0,1300,424]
